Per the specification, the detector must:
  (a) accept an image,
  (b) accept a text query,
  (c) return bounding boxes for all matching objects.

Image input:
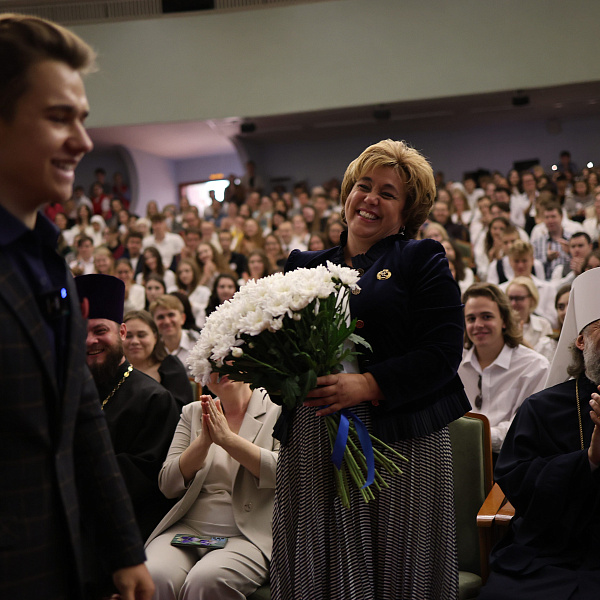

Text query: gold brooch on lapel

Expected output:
[376,269,391,280]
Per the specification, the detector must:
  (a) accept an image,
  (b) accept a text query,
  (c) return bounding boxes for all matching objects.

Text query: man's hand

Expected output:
[588,392,600,468]
[111,563,154,600]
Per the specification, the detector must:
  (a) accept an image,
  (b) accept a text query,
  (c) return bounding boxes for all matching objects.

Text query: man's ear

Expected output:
[80,297,89,319]
[575,333,585,352]
[119,322,127,341]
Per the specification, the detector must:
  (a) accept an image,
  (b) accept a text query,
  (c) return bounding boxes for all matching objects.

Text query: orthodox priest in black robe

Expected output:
[480,268,600,600]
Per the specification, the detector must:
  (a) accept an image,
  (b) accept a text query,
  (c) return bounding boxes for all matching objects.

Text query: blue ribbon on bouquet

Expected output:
[330,408,375,488]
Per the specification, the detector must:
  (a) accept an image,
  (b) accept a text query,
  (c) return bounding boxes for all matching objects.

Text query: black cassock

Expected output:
[480,376,600,599]
[99,360,180,539]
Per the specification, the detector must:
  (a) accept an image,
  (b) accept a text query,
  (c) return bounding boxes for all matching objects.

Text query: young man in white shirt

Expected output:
[149,294,199,376]
[459,283,549,455]
[550,231,593,286]
[530,202,583,279]
[143,213,184,270]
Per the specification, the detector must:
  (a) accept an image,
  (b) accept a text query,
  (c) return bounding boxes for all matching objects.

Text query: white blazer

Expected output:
[145,388,281,559]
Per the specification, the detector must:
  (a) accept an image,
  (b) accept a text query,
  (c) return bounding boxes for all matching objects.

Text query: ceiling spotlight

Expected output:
[551,164,558,171]
[512,91,530,107]
[373,108,391,121]
[588,162,594,168]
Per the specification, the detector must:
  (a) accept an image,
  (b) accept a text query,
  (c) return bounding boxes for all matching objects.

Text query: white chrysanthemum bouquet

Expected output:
[188,262,406,507]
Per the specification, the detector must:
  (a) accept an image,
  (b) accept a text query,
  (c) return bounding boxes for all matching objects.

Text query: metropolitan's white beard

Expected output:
[583,341,600,385]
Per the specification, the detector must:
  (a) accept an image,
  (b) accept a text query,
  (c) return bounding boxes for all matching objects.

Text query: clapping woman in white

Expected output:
[144,374,280,600]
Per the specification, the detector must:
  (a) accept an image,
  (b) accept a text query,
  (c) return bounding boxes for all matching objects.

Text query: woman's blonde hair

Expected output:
[507,276,539,312]
[421,221,449,242]
[340,139,436,239]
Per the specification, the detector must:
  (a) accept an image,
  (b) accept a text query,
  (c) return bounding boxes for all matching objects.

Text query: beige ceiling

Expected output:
[87,80,600,160]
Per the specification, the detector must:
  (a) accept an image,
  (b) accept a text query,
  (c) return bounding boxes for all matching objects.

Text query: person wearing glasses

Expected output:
[458,283,549,456]
[506,276,557,362]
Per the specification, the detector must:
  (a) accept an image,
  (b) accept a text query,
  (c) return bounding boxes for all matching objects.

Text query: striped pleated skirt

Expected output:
[270,403,459,600]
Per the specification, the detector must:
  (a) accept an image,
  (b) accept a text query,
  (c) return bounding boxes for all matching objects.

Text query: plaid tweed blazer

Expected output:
[0,250,145,599]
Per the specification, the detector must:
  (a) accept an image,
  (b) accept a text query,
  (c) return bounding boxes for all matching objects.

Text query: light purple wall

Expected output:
[126,147,178,212]
[258,115,600,191]
[175,153,244,185]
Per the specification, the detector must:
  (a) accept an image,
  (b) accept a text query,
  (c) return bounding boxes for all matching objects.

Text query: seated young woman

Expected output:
[115,258,145,314]
[136,246,177,292]
[144,375,280,599]
[205,274,239,318]
[176,258,211,329]
[123,309,193,409]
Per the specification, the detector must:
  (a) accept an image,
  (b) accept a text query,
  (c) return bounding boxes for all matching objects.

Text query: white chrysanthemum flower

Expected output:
[325,261,361,288]
[239,308,272,337]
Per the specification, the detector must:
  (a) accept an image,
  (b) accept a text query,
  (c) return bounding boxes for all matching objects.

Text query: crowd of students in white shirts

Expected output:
[419,153,600,456]
[47,155,600,457]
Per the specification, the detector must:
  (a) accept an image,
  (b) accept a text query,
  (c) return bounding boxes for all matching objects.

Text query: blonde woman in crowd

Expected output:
[237,218,265,256]
[420,221,450,243]
[449,187,472,226]
[506,276,556,362]
[93,246,115,275]
[115,258,146,313]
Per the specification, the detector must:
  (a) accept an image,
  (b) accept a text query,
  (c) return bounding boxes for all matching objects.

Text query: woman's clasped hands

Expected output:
[201,394,232,447]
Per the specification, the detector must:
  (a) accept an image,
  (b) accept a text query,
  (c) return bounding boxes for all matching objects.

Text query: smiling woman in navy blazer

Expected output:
[271,139,470,600]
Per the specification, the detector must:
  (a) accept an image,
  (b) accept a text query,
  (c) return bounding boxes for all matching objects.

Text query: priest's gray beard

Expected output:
[583,341,600,385]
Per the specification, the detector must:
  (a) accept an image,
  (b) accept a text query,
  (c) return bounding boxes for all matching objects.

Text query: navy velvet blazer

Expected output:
[286,233,470,442]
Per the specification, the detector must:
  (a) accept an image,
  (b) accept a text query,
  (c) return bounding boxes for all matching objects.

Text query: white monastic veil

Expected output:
[545,268,600,388]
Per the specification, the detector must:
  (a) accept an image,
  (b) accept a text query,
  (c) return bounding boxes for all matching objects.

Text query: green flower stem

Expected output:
[371,446,403,476]
[333,461,349,509]
[344,446,366,489]
[340,464,351,509]
[325,417,356,508]
[323,413,408,507]
[372,436,410,463]
[347,426,406,475]
[226,353,290,377]
[345,435,382,492]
